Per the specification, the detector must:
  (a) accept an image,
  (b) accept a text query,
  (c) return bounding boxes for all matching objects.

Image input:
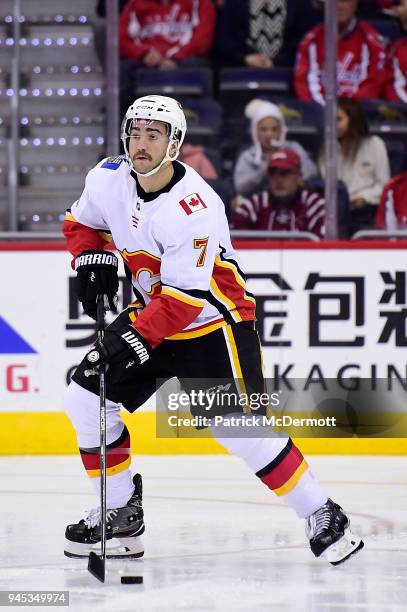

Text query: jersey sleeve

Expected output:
[231,196,257,229]
[62,166,112,267]
[376,180,399,230]
[305,192,325,239]
[353,29,387,100]
[375,183,388,229]
[132,196,220,348]
[384,40,407,104]
[294,30,325,104]
[119,4,150,60]
[168,0,216,60]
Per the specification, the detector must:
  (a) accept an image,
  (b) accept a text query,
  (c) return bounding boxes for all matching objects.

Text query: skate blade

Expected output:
[64,536,144,559]
[323,528,364,565]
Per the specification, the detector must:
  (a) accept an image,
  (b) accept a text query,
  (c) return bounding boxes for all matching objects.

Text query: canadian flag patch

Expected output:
[179,193,207,215]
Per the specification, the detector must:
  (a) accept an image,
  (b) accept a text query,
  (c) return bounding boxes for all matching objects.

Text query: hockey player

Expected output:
[62,95,363,564]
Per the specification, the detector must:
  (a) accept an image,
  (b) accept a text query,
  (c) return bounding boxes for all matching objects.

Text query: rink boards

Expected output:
[0,240,406,454]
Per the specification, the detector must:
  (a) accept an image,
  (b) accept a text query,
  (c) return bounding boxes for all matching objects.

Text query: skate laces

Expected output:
[84,507,118,528]
[309,502,332,538]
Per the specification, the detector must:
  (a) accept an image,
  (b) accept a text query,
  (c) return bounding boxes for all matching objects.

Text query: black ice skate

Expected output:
[306,498,364,565]
[64,474,144,559]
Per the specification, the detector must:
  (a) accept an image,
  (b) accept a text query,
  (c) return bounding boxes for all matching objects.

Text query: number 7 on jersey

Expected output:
[194,237,209,267]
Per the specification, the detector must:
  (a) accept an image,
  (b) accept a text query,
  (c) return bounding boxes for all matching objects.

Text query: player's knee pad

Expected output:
[210,413,289,472]
[64,380,123,447]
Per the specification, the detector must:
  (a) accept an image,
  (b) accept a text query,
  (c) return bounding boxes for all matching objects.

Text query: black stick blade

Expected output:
[88,551,105,582]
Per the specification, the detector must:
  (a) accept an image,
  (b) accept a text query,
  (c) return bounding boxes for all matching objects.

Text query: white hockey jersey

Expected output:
[63,157,255,348]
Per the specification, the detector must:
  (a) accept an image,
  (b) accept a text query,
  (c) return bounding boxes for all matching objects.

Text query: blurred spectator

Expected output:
[232,148,325,238]
[120,0,215,67]
[233,99,318,197]
[385,37,407,101]
[214,0,287,68]
[376,171,407,229]
[294,0,387,104]
[319,97,390,234]
[119,0,216,111]
[278,0,323,67]
[384,1,407,102]
[179,144,219,179]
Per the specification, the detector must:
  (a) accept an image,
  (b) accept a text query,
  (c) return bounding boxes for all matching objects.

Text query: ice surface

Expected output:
[1,455,406,612]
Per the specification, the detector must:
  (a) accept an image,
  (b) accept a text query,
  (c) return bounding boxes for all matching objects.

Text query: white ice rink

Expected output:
[1,455,406,612]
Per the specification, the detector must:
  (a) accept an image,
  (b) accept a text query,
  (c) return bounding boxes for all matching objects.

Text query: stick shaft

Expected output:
[97,297,107,562]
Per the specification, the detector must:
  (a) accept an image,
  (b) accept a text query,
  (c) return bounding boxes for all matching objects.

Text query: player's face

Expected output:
[128,120,172,174]
[268,168,301,199]
[336,107,350,139]
[337,0,358,27]
[257,117,282,151]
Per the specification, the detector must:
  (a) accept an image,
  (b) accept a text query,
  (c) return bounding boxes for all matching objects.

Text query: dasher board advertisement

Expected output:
[0,244,405,412]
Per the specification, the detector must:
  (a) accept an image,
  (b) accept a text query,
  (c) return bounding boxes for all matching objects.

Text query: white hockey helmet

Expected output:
[121,95,187,177]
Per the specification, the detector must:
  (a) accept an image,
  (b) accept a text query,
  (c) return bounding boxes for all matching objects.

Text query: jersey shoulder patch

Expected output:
[101,155,125,170]
[179,193,207,216]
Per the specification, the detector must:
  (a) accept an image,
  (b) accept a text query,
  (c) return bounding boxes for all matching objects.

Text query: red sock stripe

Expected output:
[80,433,131,471]
[259,444,304,491]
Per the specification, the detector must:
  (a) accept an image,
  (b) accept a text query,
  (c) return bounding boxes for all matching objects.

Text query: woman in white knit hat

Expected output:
[233,99,317,197]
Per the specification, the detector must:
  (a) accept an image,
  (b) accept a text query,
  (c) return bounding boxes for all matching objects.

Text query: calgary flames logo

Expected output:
[121,249,161,297]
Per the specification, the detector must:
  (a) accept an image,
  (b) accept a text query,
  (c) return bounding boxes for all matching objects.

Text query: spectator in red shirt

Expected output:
[232,148,325,238]
[120,0,215,68]
[294,0,387,104]
[376,171,407,229]
[119,0,216,112]
[384,2,407,103]
[385,37,407,102]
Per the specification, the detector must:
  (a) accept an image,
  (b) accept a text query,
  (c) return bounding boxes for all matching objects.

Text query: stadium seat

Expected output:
[135,68,213,98]
[361,99,407,138]
[275,98,324,158]
[382,137,407,176]
[179,97,223,146]
[219,68,294,117]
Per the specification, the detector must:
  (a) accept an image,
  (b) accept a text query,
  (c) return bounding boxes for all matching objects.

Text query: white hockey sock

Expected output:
[280,469,327,519]
[94,468,135,510]
[211,415,327,519]
[64,380,134,508]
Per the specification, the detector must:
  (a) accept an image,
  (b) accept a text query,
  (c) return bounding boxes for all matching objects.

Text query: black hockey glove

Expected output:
[75,249,119,320]
[86,324,152,372]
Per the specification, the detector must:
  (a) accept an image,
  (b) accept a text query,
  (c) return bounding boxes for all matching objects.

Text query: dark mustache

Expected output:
[133,151,152,161]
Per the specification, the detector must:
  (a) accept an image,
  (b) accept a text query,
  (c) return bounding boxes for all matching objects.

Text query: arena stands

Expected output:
[1,0,406,238]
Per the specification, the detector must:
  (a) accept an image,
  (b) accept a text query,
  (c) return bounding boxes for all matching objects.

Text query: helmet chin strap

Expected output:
[131,140,178,178]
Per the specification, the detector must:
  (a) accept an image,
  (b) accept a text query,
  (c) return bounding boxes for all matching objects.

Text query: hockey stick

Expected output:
[88,295,107,583]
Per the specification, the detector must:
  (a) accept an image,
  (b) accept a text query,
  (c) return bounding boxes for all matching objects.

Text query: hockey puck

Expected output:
[121,576,143,584]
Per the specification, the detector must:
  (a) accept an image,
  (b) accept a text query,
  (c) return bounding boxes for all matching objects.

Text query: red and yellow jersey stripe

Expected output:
[133,285,206,348]
[209,253,256,324]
